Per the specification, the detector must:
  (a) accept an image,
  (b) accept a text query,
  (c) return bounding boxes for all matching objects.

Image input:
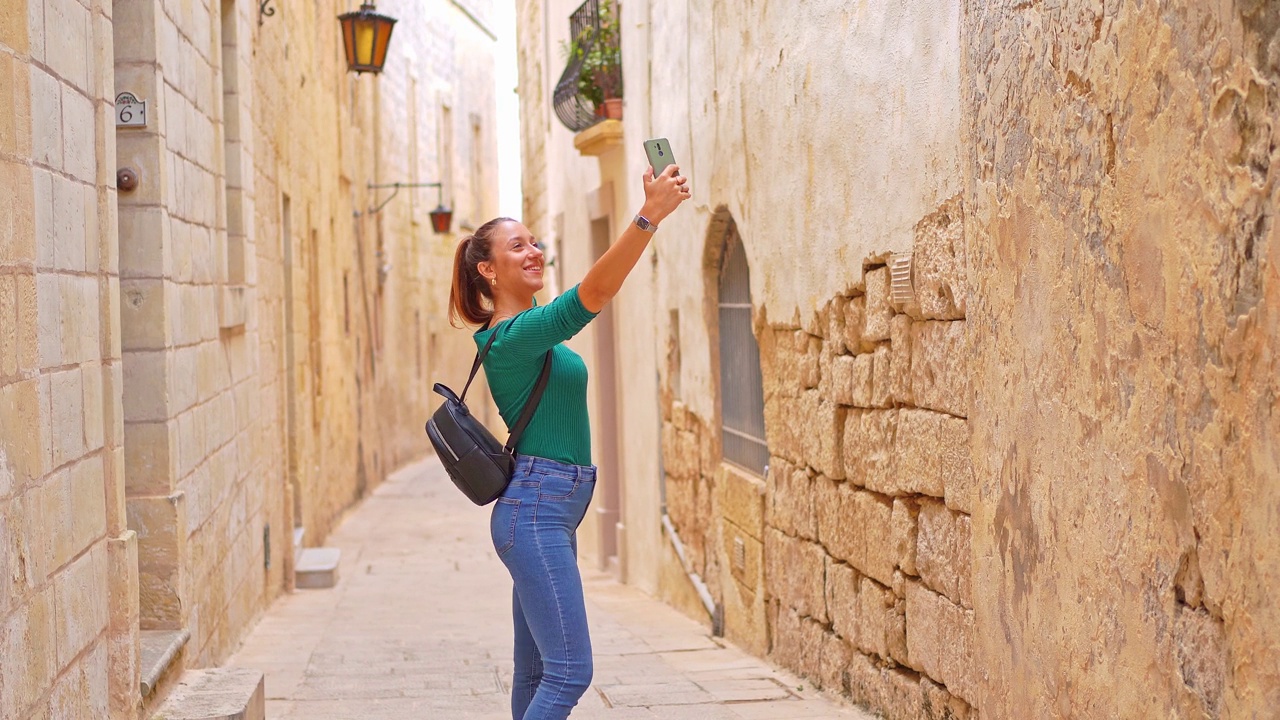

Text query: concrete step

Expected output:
[150,668,264,720]
[295,547,340,589]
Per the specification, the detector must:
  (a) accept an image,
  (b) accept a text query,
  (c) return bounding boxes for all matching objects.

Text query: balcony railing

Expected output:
[553,0,622,133]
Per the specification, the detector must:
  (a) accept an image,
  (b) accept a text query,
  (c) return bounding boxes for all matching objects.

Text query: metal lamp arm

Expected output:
[367,181,444,214]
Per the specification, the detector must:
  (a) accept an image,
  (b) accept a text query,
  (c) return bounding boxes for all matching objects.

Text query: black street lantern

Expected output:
[339,2,397,74]
[428,204,453,235]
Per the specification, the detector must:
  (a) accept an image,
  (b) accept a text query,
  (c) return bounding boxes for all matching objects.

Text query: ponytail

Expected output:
[448,217,516,328]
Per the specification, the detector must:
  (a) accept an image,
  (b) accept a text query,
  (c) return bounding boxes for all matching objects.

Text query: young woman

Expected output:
[448,164,689,719]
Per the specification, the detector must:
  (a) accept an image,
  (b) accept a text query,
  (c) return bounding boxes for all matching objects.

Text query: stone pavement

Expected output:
[228,457,877,720]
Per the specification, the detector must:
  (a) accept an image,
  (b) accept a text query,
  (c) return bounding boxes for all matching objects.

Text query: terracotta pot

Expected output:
[601,97,623,120]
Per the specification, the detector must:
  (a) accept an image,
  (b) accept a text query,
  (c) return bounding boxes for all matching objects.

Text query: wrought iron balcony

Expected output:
[553,0,622,133]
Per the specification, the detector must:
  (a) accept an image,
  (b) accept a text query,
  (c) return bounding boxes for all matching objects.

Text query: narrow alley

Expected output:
[227,458,876,720]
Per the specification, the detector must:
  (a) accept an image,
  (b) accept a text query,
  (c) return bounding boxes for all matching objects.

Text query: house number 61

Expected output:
[115,92,148,128]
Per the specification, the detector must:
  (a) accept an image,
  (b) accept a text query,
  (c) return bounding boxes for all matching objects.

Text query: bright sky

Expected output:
[493,1,523,219]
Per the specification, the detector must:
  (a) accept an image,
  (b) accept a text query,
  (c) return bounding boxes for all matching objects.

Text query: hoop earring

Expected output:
[490,278,497,287]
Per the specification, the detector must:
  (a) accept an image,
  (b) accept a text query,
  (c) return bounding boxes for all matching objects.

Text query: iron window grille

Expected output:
[553,0,622,132]
[718,229,769,476]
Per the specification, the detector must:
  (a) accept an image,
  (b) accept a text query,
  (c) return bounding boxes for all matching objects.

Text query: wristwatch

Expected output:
[634,214,658,233]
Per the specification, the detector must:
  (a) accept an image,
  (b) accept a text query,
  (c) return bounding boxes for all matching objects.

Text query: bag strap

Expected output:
[503,350,553,454]
[461,323,554,454]
[460,326,500,401]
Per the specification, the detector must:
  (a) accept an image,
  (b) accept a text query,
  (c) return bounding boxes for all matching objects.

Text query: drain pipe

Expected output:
[661,514,723,636]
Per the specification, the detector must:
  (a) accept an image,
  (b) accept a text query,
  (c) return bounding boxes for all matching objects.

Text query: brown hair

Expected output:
[449,217,516,328]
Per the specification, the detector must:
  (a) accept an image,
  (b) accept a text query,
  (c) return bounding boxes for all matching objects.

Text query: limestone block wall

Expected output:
[1,0,139,714]
[661,201,978,719]
[965,0,1280,716]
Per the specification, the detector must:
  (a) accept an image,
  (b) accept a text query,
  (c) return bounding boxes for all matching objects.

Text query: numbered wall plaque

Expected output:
[115,92,148,128]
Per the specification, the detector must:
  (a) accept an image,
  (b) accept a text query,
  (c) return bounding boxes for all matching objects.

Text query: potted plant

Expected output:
[561,0,622,120]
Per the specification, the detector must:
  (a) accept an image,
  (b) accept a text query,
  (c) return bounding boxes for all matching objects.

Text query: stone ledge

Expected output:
[149,668,264,720]
[296,547,341,589]
[573,119,624,157]
[140,628,190,696]
[219,285,248,329]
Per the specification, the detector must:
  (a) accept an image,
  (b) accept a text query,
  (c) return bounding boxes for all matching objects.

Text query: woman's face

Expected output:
[481,220,545,298]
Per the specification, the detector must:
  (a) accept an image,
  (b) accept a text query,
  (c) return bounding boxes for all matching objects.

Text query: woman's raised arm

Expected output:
[577,164,689,313]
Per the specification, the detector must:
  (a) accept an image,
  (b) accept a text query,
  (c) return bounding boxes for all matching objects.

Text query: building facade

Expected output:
[0,0,500,715]
[515,0,1280,717]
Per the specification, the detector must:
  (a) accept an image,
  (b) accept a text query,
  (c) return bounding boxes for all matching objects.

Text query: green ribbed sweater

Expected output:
[474,285,599,466]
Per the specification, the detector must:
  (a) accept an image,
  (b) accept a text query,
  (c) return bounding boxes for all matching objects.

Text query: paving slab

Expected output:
[228,457,877,719]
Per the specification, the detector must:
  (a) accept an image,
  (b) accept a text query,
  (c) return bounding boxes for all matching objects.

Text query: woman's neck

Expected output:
[491,294,534,324]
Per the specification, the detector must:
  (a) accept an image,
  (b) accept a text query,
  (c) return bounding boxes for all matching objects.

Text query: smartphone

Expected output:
[643,138,676,177]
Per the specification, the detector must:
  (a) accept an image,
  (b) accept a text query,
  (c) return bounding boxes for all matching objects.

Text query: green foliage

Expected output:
[560,0,622,108]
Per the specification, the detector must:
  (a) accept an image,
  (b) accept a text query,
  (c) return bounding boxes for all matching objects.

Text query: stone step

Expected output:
[295,547,341,589]
[149,668,264,720]
[139,628,190,698]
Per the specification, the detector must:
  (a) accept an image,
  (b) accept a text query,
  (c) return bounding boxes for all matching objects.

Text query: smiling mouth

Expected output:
[523,264,543,273]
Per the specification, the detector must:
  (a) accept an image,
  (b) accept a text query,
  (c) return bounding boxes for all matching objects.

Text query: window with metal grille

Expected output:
[718,230,768,476]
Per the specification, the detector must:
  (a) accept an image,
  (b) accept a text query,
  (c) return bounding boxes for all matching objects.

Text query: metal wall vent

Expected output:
[889,252,915,309]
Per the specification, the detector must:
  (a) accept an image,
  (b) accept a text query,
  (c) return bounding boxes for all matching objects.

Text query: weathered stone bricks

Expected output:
[871,344,892,408]
[846,653,927,720]
[864,267,893,342]
[825,296,849,355]
[129,493,186,628]
[0,157,35,264]
[903,408,975,514]
[50,368,86,468]
[120,279,170,351]
[855,491,896,586]
[845,295,870,353]
[815,475,857,562]
[889,314,912,404]
[849,352,874,407]
[815,479,894,585]
[0,584,58,719]
[844,409,896,490]
[0,275,16,378]
[891,498,919,576]
[910,196,966,321]
[123,421,176,496]
[30,70,62,171]
[909,321,968,418]
[905,580,976,704]
[768,602,826,681]
[857,577,905,663]
[798,332,820,389]
[0,377,47,486]
[825,557,860,644]
[800,390,845,480]
[107,534,140,720]
[827,353,855,405]
[764,528,827,623]
[54,541,108,666]
[719,465,764,539]
[766,461,816,540]
[915,499,972,608]
[818,630,852,692]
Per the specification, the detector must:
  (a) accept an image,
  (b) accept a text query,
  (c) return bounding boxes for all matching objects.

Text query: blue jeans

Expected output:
[490,455,597,720]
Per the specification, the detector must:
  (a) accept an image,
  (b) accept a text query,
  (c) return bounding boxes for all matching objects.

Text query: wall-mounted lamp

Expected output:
[338,2,397,74]
[367,182,454,234]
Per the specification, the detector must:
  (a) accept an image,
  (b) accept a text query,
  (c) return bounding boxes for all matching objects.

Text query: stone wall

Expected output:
[662,200,979,719]
[3,0,500,715]
[966,0,1280,716]
[1,0,139,714]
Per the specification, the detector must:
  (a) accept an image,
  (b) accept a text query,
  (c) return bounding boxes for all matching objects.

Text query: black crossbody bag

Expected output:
[425,328,552,506]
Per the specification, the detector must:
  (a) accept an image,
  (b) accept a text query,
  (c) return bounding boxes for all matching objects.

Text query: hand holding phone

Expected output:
[640,138,690,224]
[643,138,676,177]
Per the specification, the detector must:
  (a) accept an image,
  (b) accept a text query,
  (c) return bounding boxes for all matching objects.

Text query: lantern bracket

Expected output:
[258,0,275,26]
[367,181,443,215]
